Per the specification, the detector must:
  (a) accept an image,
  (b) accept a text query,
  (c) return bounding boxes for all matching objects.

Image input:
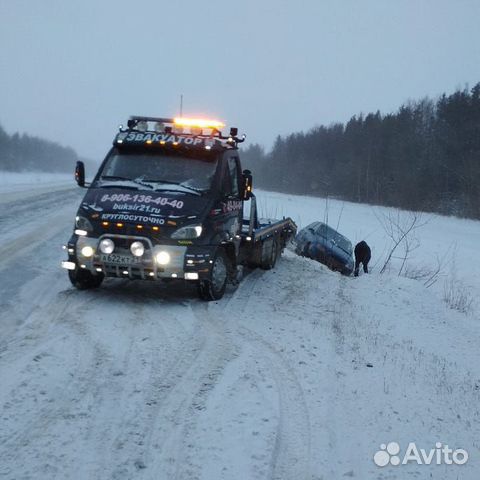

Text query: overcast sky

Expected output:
[1,0,480,162]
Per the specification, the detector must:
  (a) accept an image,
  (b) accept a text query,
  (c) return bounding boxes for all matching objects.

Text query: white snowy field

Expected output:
[0,171,72,186]
[0,175,479,480]
[0,171,72,204]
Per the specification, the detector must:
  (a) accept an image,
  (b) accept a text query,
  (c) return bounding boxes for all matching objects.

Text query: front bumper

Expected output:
[62,233,216,281]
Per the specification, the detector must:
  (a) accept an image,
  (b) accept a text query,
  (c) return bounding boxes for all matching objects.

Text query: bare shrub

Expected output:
[443,279,474,314]
[402,250,453,288]
[375,210,429,274]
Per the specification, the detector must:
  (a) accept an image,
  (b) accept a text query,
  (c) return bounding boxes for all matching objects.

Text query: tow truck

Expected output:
[61,116,297,300]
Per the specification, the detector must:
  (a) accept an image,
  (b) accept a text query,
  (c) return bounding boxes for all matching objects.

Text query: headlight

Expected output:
[81,246,95,257]
[130,241,145,257]
[75,215,93,232]
[171,225,203,239]
[155,251,170,265]
[99,238,115,254]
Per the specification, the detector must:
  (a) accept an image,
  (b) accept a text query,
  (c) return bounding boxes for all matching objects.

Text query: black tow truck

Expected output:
[62,116,296,300]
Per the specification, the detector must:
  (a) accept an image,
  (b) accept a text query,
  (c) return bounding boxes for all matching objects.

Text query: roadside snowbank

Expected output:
[256,190,480,318]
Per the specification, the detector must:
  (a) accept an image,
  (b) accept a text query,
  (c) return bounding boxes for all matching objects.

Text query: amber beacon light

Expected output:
[173,117,225,129]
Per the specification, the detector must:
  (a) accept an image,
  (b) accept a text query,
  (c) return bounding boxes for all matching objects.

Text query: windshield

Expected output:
[333,234,353,254]
[95,148,218,193]
[317,224,353,254]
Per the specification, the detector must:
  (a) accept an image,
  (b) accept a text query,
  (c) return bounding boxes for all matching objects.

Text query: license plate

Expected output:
[100,254,142,265]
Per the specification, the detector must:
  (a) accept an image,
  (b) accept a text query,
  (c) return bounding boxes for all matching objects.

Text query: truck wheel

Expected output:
[197,250,228,301]
[261,238,279,270]
[68,268,104,290]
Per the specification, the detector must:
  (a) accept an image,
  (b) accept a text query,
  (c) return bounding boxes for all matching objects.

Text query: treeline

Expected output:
[0,123,81,173]
[242,83,480,219]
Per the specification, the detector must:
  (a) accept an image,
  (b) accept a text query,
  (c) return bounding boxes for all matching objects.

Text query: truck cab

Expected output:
[62,116,295,300]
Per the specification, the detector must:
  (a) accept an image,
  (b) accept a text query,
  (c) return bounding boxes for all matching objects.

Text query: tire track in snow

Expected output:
[203,268,312,480]
[65,296,165,479]
[32,283,207,480]
[105,301,211,479]
[237,325,312,480]
[0,187,78,224]
[143,303,238,480]
[1,282,208,479]
[0,187,80,268]
[0,287,74,385]
[0,294,105,477]
[0,208,75,269]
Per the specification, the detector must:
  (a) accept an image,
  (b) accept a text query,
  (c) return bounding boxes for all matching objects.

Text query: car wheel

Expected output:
[197,250,228,301]
[261,238,279,270]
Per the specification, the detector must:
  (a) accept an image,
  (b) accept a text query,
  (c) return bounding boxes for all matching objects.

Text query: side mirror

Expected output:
[75,161,85,187]
[242,169,253,200]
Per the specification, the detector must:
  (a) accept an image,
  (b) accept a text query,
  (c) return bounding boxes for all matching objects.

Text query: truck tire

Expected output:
[261,238,279,270]
[68,268,104,290]
[197,250,228,301]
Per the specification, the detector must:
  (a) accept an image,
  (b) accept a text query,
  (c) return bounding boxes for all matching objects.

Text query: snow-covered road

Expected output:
[1,178,479,479]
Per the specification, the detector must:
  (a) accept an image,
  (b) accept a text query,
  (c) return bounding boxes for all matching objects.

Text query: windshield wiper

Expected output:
[99,175,155,190]
[143,180,204,195]
[100,175,133,182]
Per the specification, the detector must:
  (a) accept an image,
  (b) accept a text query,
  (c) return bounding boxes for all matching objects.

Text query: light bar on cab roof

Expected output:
[173,117,225,129]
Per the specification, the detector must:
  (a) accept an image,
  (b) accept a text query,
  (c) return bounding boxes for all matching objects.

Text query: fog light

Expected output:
[81,246,94,257]
[99,238,115,254]
[130,241,145,257]
[155,251,170,265]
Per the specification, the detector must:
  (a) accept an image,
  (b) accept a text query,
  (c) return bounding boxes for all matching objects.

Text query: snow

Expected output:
[0,170,72,188]
[256,190,480,314]
[0,171,73,204]
[0,173,479,479]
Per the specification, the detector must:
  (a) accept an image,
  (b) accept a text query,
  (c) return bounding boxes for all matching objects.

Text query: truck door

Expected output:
[223,155,243,238]
[209,154,243,248]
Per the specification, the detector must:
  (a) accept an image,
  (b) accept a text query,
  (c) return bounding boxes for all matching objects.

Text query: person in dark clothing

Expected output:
[354,241,371,276]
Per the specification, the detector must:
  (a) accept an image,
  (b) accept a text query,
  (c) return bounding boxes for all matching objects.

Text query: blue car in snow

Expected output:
[294,222,354,275]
